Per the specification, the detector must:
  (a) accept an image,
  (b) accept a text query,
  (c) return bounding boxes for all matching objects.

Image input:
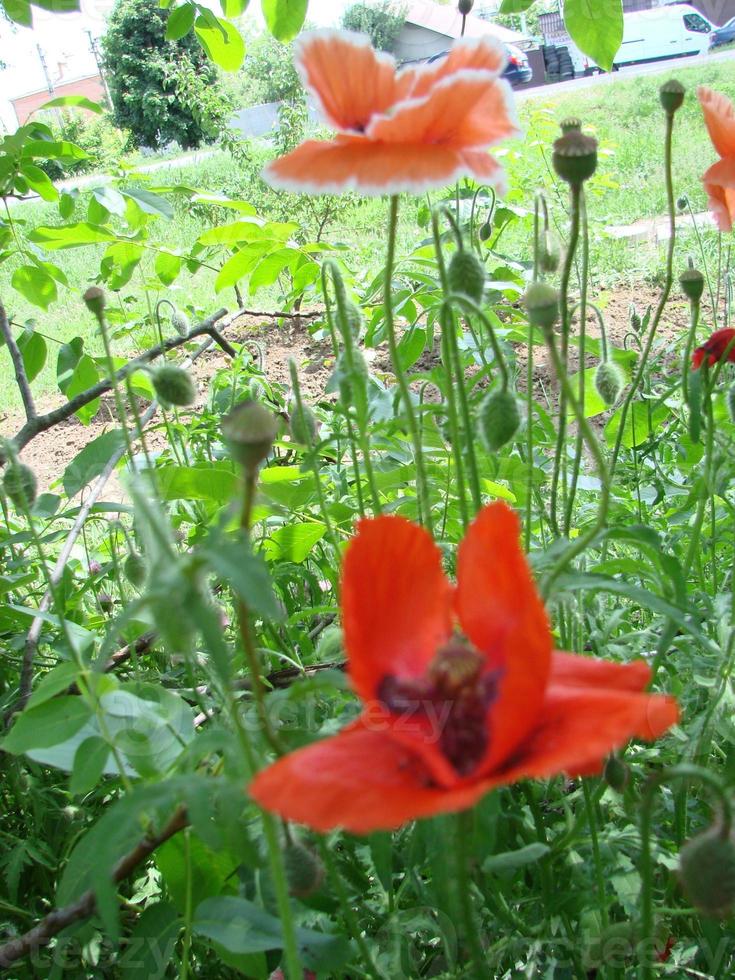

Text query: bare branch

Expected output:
[0,807,189,968]
[0,302,36,422]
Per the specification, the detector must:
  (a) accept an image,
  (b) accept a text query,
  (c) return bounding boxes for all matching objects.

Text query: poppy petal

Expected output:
[249,724,500,834]
[402,36,507,99]
[504,684,679,780]
[263,137,507,196]
[341,513,453,703]
[702,158,735,232]
[698,86,735,160]
[550,651,651,692]
[295,30,406,132]
[367,72,520,150]
[456,502,552,774]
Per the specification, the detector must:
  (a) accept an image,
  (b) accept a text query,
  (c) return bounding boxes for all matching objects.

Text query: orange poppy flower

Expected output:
[263,31,519,196]
[250,503,678,834]
[692,326,735,369]
[698,87,735,232]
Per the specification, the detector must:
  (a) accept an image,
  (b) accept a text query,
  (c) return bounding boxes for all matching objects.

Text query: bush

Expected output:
[341,1,406,52]
[41,111,132,178]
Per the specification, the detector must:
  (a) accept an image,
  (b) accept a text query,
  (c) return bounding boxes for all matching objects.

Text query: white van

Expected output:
[564,3,712,74]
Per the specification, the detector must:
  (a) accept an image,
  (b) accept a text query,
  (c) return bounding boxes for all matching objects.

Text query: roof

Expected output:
[404,0,524,44]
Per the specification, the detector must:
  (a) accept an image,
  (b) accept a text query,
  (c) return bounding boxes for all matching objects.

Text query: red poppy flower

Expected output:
[263,31,519,196]
[692,327,735,369]
[698,87,735,232]
[250,503,678,834]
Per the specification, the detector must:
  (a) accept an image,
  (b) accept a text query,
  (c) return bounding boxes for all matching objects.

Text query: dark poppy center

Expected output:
[377,638,501,777]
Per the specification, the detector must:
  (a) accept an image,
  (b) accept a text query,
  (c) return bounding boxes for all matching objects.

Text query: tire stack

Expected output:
[556,46,575,81]
[541,43,575,83]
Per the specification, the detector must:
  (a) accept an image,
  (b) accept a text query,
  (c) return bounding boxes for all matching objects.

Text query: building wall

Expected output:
[11,75,106,127]
[395,24,453,63]
[690,0,735,25]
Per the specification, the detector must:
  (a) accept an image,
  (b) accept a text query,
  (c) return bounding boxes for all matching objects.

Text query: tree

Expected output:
[341,1,406,52]
[101,0,219,149]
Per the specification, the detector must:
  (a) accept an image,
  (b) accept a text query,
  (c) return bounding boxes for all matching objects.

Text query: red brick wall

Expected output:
[12,75,106,127]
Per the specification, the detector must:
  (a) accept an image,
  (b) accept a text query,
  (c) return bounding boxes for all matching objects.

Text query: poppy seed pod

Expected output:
[595,361,625,407]
[679,819,735,917]
[659,79,685,115]
[222,400,279,472]
[448,249,486,304]
[152,365,197,407]
[478,389,521,451]
[523,282,560,332]
[559,116,582,134]
[552,131,598,185]
[603,754,630,793]
[289,401,318,446]
[283,841,324,898]
[458,0,474,14]
[2,462,37,510]
[83,285,106,317]
[680,267,705,303]
[124,551,146,588]
[170,309,191,337]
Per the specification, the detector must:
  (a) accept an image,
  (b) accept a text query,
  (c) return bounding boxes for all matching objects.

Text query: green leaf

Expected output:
[249,248,298,294]
[215,245,265,291]
[564,0,624,73]
[63,429,126,497]
[92,185,127,217]
[604,400,670,449]
[483,843,550,873]
[155,250,183,285]
[4,0,32,27]
[20,163,58,202]
[165,2,196,40]
[65,354,101,425]
[118,903,182,979]
[261,0,308,42]
[35,95,103,114]
[26,662,80,710]
[203,535,283,621]
[220,0,249,15]
[22,138,88,161]
[2,697,92,754]
[121,187,174,219]
[155,464,238,504]
[69,736,110,796]
[499,0,533,10]
[194,11,246,71]
[29,222,115,250]
[263,522,326,564]
[17,327,48,380]
[57,336,85,395]
[12,265,57,310]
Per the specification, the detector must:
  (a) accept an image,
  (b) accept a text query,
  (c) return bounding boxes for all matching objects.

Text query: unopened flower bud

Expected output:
[603,754,630,793]
[336,349,369,405]
[289,401,318,446]
[316,624,344,661]
[680,268,705,303]
[539,230,561,275]
[523,282,560,331]
[552,131,598,185]
[83,286,106,317]
[170,309,191,337]
[222,400,278,472]
[478,220,492,242]
[448,249,486,304]
[124,551,146,588]
[629,303,642,334]
[152,365,196,407]
[677,195,689,213]
[283,841,324,898]
[660,79,685,115]
[595,360,625,406]
[679,819,735,917]
[3,462,37,509]
[458,0,474,13]
[478,389,520,451]
[98,592,114,614]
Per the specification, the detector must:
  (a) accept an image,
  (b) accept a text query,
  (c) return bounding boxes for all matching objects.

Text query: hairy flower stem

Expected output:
[386,195,433,531]
[683,369,716,579]
[455,811,486,978]
[564,193,589,536]
[582,780,609,929]
[440,316,470,528]
[681,296,701,406]
[550,182,582,536]
[609,110,677,484]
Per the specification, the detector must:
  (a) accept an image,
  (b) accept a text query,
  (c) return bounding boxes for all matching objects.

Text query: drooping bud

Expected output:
[478,221,492,242]
[539,230,561,275]
[629,303,642,334]
[170,309,191,337]
[679,819,735,917]
[316,624,344,661]
[659,79,685,115]
[2,462,37,510]
[559,117,582,134]
[523,282,560,332]
[677,195,690,214]
[152,365,196,407]
[283,841,324,898]
[337,300,363,340]
[458,0,474,13]
[478,389,521,451]
[124,551,146,588]
[289,401,318,446]
[603,754,630,793]
[448,249,486,304]
[680,267,705,303]
[552,131,598,185]
[335,349,369,406]
[83,286,106,318]
[595,360,625,406]
[222,400,279,473]
[98,592,114,614]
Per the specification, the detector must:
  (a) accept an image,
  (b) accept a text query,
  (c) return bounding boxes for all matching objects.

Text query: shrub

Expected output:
[341,1,406,52]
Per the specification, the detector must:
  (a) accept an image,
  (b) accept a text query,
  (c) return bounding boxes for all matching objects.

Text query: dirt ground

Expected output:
[0,285,700,498]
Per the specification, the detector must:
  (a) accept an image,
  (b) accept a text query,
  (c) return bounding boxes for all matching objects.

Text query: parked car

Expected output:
[710,16,735,48]
[426,42,533,87]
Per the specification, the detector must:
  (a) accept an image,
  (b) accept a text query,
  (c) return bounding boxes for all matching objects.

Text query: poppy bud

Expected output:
[680,268,705,303]
[595,361,625,406]
[458,0,474,13]
[603,754,630,792]
[523,282,560,332]
[83,286,106,317]
[659,79,685,115]
[552,131,598,185]
[170,309,191,337]
[679,819,735,917]
[98,592,114,614]
[478,389,521,451]
[629,303,642,334]
[448,249,486,304]
[337,300,363,340]
[677,195,689,213]
[727,384,735,424]
[124,551,146,588]
[337,349,369,405]
[2,462,37,510]
[316,624,344,660]
[559,116,582,134]
[152,365,196,407]
[478,220,492,242]
[539,230,561,274]
[283,841,324,898]
[222,400,278,473]
[289,401,318,446]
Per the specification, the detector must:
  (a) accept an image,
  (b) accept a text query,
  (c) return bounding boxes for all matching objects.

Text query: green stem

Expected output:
[582,780,608,929]
[454,811,486,978]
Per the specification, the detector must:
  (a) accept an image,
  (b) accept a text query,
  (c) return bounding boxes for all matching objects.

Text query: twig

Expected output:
[0,806,189,968]
[234,308,322,321]
[0,302,36,422]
